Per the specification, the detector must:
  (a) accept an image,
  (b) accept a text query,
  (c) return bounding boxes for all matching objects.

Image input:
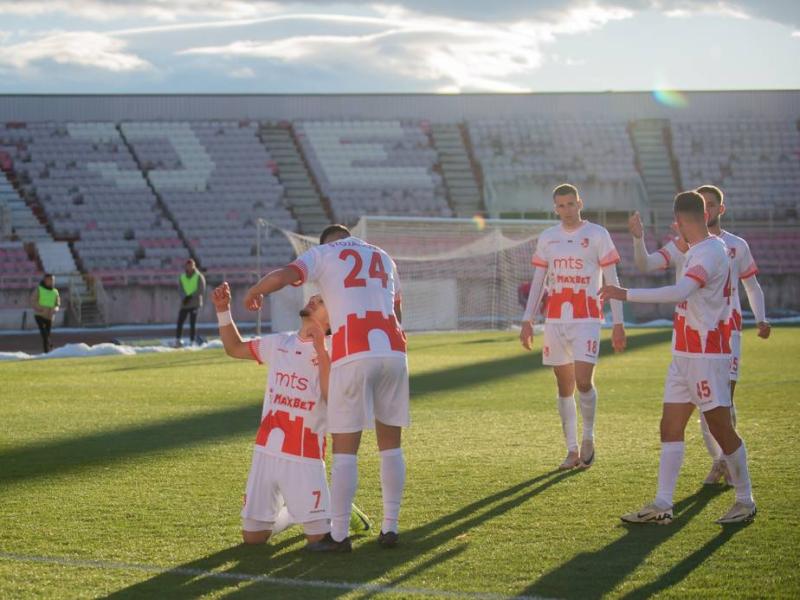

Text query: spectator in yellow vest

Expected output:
[175,259,206,347]
[30,273,60,354]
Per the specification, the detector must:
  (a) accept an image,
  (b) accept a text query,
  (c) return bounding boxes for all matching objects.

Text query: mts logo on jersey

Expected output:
[274,370,309,391]
[553,257,585,270]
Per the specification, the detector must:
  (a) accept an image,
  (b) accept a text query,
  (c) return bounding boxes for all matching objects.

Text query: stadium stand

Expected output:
[469,119,645,215]
[0,122,179,276]
[0,92,797,325]
[295,120,451,224]
[121,120,296,277]
[672,120,800,223]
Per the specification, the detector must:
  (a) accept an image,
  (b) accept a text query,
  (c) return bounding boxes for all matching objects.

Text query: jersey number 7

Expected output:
[340,249,388,288]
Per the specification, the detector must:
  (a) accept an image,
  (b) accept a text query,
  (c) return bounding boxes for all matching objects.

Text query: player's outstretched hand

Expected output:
[519,321,534,351]
[757,321,771,339]
[612,323,626,352]
[212,282,231,312]
[628,211,643,239]
[243,286,263,311]
[600,285,627,301]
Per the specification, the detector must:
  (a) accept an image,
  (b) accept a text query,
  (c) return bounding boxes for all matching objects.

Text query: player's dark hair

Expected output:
[673,191,706,219]
[319,224,351,245]
[696,184,724,205]
[552,183,579,199]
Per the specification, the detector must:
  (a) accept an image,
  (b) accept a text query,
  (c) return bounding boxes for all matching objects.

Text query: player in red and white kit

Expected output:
[520,184,626,470]
[243,224,408,552]
[628,184,770,485]
[604,191,756,525]
[213,284,332,546]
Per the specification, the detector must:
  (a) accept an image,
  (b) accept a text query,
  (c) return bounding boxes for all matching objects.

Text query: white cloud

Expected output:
[792,30,800,37]
[0,31,151,72]
[0,1,280,21]
[179,4,633,92]
[229,66,256,78]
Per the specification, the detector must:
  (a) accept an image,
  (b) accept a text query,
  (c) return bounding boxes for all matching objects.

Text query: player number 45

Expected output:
[339,249,388,288]
[696,380,711,399]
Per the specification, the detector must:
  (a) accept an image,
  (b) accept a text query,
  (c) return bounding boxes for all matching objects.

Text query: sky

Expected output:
[0,1,797,94]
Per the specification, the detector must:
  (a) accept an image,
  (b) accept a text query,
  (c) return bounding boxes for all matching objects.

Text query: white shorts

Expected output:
[328,356,410,433]
[663,356,732,413]
[542,322,601,366]
[729,334,741,381]
[241,450,330,530]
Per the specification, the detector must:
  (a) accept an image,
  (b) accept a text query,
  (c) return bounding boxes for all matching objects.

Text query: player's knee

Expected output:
[659,418,684,442]
[575,380,593,393]
[241,530,270,545]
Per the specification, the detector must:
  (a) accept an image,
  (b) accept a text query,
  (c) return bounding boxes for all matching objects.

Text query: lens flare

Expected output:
[653,89,688,108]
[472,214,486,231]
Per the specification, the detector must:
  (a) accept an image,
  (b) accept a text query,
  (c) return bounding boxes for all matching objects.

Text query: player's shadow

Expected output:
[106,469,579,598]
[0,329,671,489]
[518,485,731,600]
[411,328,672,396]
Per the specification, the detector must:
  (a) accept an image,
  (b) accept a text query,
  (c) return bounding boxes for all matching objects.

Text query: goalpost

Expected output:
[270,216,554,332]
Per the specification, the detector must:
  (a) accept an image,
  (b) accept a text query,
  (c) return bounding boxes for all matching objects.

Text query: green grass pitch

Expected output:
[1,326,798,599]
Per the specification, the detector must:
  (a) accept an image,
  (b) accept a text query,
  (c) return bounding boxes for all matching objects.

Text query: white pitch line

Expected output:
[0,552,551,600]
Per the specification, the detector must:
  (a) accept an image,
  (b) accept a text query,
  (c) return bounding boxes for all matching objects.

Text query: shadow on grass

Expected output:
[1,330,671,487]
[519,485,733,600]
[106,470,580,599]
[411,328,672,396]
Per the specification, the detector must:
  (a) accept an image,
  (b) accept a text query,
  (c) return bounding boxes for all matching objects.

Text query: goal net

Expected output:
[269,216,554,332]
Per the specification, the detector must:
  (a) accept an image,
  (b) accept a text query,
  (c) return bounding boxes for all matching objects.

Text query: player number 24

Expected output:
[339,249,388,288]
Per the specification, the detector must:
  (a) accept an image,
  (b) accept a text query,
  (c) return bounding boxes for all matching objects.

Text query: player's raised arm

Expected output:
[629,211,671,273]
[243,266,303,312]
[213,283,255,360]
[601,274,701,304]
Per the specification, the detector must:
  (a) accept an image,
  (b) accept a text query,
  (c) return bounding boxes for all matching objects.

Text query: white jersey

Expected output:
[656,239,687,278]
[719,230,759,335]
[248,332,327,464]
[531,222,620,323]
[672,236,733,359]
[291,236,406,367]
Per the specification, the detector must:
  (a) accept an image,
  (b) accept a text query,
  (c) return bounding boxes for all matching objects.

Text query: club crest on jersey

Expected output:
[312,356,319,366]
[581,238,590,248]
[728,248,737,258]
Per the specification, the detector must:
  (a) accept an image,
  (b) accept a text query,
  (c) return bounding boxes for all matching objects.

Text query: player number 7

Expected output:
[312,490,321,509]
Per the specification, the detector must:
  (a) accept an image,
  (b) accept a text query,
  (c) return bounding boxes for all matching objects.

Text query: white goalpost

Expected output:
[270,215,554,332]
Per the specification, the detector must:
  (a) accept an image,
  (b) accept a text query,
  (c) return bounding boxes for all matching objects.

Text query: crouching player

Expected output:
[212,283,370,547]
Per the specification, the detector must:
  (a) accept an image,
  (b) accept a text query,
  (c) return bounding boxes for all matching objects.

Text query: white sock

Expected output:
[699,413,723,461]
[271,505,292,535]
[380,448,405,534]
[723,442,754,505]
[655,441,685,509]
[578,388,597,442]
[330,453,358,542]
[557,396,578,452]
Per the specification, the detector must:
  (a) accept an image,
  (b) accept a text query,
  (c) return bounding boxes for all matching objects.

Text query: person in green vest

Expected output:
[30,273,60,354]
[175,259,206,347]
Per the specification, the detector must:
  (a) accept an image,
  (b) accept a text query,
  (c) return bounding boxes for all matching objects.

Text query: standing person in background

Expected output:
[175,259,206,347]
[30,273,60,354]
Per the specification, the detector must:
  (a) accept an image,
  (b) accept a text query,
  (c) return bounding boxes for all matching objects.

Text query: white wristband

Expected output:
[216,310,233,327]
